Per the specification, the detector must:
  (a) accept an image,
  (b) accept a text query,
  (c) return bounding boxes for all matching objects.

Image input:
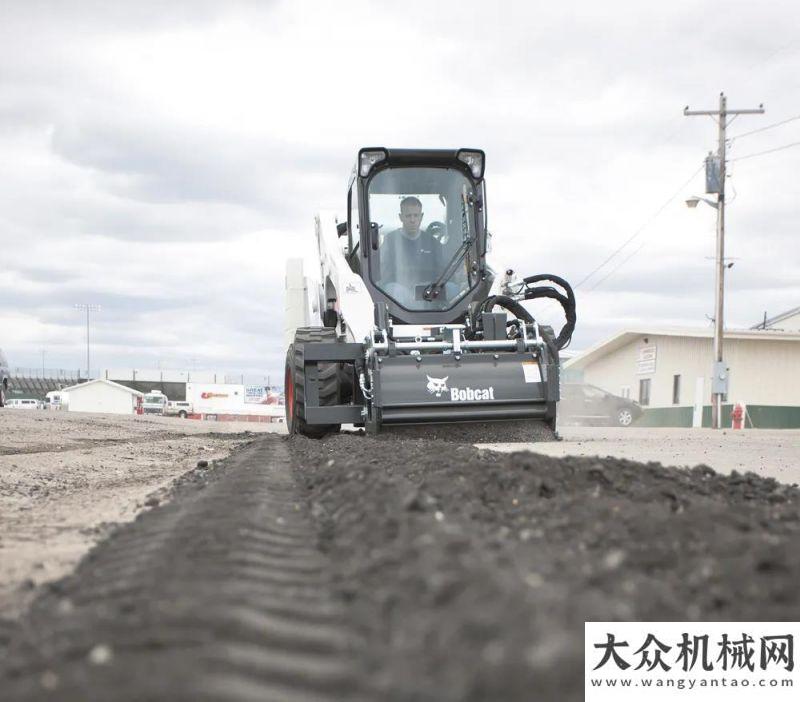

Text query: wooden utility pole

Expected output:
[684,93,764,429]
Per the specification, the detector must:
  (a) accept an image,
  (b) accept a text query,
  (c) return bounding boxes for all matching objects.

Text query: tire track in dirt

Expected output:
[1,437,363,702]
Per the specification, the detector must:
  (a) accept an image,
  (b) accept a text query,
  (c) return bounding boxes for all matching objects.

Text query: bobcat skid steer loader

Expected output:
[284,147,576,439]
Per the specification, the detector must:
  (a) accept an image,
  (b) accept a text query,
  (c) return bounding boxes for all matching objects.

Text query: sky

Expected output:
[1,0,798,381]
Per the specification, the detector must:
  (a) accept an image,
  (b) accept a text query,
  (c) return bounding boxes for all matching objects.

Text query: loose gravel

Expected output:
[2,430,798,701]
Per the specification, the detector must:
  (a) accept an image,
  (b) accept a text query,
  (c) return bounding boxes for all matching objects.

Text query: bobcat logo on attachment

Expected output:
[426,375,449,397]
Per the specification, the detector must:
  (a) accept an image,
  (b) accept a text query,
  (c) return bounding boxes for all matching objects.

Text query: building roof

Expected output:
[564,326,800,371]
[751,305,800,330]
[61,378,144,396]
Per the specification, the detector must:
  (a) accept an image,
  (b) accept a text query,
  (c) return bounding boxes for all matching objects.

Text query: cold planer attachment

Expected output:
[286,273,573,440]
[368,347,557,428]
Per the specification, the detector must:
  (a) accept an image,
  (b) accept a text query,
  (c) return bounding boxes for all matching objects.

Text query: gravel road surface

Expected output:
[2,431,798,701]
[483,427,800,483]
[0,410,281,620]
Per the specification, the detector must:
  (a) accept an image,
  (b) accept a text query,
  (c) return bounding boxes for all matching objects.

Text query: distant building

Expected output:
[99,368,273,401]
[564,324,800,428]
[62,379,143,415]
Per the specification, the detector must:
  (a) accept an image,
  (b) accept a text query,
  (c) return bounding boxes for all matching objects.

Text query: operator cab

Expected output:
[346,148,493,325]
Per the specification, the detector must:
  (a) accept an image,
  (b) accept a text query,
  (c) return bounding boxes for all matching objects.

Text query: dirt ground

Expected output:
[483,427,800,483]
[1,426,799,700]
[0,410,281,620]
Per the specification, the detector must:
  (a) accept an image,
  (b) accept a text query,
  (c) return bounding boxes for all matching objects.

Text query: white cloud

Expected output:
[1,0,798,378]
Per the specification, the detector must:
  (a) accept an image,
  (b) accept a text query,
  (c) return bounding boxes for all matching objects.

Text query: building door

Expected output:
[639,378,651,406]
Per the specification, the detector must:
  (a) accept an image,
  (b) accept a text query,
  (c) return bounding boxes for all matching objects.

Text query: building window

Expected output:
[672,374,681,405]
[639,378,651,406]
[621,386,631,399]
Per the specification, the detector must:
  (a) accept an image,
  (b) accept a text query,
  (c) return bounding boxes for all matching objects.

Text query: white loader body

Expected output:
[285,210,375,348]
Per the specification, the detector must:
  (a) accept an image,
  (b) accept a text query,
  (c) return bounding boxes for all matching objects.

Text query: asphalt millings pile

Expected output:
[290,434,800,702]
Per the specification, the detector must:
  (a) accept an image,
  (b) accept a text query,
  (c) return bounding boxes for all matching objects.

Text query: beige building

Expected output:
[564,326,800,428]
[62,379,143,415]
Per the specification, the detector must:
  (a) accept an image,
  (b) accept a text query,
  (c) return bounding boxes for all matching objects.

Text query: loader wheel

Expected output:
[285,327,342,438]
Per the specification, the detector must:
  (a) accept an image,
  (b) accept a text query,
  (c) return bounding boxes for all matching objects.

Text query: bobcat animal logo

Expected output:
[426,375,449,397]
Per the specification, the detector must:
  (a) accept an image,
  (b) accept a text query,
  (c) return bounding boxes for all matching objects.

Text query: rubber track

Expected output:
[1,439,363,702]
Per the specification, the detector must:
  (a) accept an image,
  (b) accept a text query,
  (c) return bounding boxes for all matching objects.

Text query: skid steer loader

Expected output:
[284,147,576,439]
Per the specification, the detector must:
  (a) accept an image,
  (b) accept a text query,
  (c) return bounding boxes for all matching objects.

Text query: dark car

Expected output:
[559,383,643,427]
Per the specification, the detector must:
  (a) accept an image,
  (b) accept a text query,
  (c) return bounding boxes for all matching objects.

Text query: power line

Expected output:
[739,39,798,83]
[529,162,703,328]
[729,140,800,162]
[573,162,704,290]
[582,122,793,289]
[730,113,800,140]
[587,240,647,291]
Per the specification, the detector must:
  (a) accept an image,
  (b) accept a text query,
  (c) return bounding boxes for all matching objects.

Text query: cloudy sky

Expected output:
[1,0,798,381]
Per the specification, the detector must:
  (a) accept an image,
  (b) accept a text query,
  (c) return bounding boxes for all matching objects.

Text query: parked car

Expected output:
[142,390,168,415]
[559,383,643,427]
[165,400,193,419]
[0,349,9,407]
[7,398,40,410]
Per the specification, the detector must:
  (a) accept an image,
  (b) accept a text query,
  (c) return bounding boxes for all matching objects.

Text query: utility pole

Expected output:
[74,304,101,380]
[684,93,763,429]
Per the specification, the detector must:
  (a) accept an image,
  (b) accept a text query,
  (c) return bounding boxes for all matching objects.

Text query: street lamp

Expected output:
[74,304,101,379]
[685,194,726,429]
[685,196,719,210]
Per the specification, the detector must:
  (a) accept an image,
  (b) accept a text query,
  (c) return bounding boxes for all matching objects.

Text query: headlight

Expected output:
[359,149,387,177]
[457,149,485,179]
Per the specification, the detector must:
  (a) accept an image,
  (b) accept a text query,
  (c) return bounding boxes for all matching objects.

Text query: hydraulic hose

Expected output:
[480,274,576,351]
[482,295,533,324]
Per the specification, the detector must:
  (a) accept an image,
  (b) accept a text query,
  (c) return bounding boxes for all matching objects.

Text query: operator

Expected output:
[381,196,440,297]
[395,196,425,240]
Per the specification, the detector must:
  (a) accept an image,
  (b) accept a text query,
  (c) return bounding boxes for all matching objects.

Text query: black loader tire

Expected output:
[285,327,342,438]
[0,380,5,408]
[539,325,559,433]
